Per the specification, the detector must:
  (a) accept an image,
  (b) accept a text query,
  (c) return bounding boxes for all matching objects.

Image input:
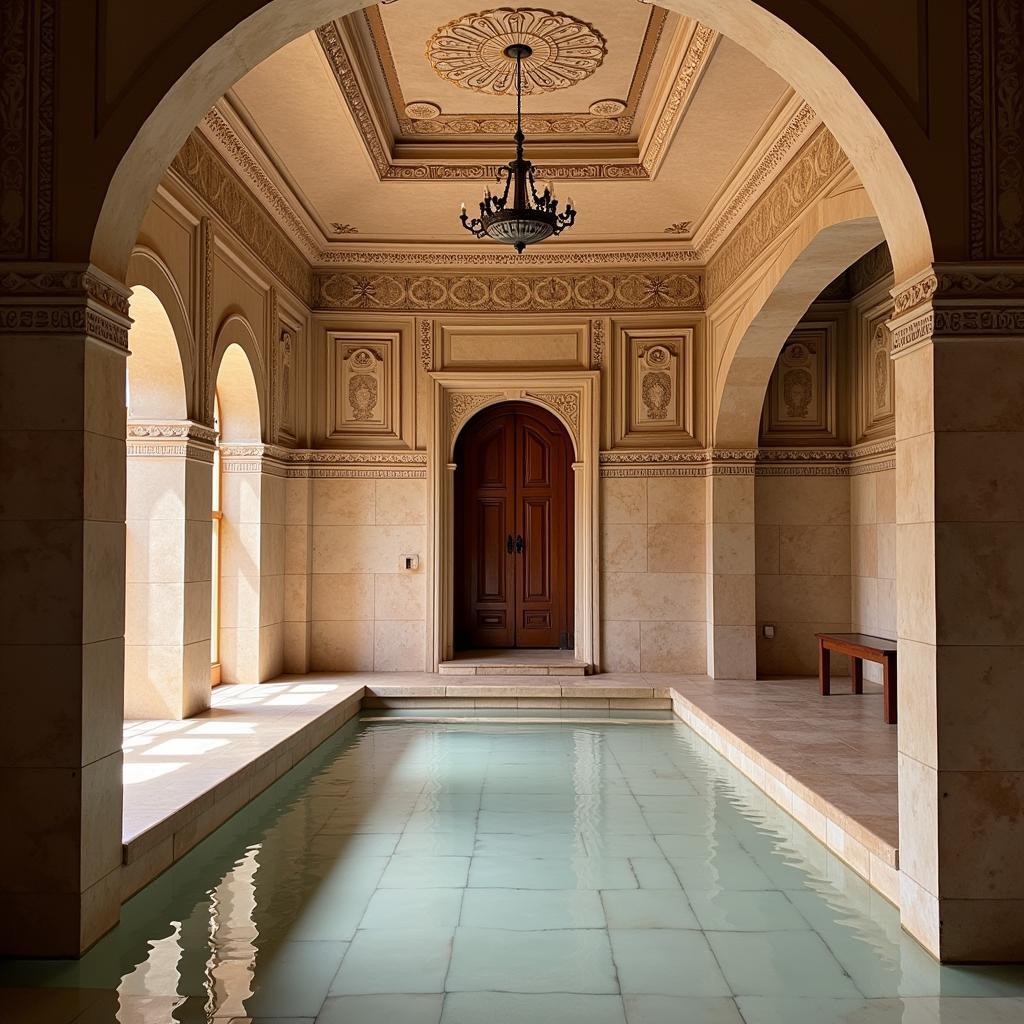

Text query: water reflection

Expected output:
[2,715,1024,1023]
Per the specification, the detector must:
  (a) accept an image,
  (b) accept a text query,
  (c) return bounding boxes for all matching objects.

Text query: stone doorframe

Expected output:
[428,371,601,670]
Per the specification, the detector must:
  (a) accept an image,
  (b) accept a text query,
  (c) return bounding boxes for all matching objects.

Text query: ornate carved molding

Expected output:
[170,131,311,303]
[316,246,701,268]
[202,107,321,259]
[642,25,717,176]
[426,8,607,96]
[527,390,581,434]
[448,392,504,439]
[892,269,938,315]
[966,0,1024,259]
[0,0,55,260]
[694,101,818,260]
[0,263,132,350]
[314,270,702,312]
[419,318,435,371]
[598,442,895,477]
[126,420,217,462]
[590,318,606,368]
[195,89,815,272]
[283,449,428,478]
[706,126,847,302]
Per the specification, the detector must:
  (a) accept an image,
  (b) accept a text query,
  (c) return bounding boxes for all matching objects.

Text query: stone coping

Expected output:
[119,672,899,909]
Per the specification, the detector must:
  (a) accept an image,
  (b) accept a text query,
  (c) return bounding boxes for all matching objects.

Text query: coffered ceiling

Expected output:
[199,2,828,262]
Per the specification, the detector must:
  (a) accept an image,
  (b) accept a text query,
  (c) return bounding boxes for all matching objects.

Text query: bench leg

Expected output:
[882,654,897,725]
[819,639,831,696]
[852,657,864,695]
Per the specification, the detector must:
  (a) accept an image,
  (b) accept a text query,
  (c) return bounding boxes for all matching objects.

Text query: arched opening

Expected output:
[212,339,267,685]
[453,401,575,656]
[123,285,202,720]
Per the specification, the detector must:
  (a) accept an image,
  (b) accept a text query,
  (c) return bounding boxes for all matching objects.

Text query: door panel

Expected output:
[455,402,573,650]
[455,412,516,649]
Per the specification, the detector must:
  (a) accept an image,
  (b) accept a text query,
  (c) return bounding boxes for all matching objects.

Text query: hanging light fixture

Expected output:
[459,43,576,253]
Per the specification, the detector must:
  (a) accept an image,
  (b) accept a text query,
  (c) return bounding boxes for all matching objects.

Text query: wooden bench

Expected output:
[815,632,898,725]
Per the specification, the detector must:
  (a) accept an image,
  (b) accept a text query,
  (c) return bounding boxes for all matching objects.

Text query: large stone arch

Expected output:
[85,0,932,286]
[713,190,885,447]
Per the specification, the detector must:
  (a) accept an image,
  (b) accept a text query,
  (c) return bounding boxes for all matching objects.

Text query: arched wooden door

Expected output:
[454,402,574,650]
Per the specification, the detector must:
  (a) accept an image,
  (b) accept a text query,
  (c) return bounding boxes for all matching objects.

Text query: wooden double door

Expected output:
[454,402,574,650]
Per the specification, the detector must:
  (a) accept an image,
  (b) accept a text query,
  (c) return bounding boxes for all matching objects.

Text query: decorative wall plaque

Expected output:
[325,329,410,447]
[759,323,838,445]
[612,324,697,448]
[857,303,895,442]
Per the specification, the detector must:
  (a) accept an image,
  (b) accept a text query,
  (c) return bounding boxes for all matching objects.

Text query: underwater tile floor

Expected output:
[2,711,1024,1024]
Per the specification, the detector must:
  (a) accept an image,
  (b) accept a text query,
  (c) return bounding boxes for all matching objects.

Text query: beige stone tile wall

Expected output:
[308,477,427,671]
[283,477,312,672]
[755,475,852,675]
[600,476,707,673]
[850,467,897,681]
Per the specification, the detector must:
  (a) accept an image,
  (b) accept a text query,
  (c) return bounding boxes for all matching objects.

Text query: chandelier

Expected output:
[459,43,577,253]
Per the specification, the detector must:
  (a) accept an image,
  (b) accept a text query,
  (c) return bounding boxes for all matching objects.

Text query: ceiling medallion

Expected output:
[427,8,607,96]
[460,43,576,253]
[405,101,442,120]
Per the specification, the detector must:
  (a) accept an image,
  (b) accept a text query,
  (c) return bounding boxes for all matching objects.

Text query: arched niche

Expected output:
[126,285,188,422]
[212,317,265,442]
[126,247,195,417]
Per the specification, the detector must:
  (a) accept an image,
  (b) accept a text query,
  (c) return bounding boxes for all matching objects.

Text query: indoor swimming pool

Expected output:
[3,711,1024,1023]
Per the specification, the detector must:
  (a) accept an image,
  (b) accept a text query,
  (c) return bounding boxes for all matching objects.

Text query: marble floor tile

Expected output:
[446,927,618,994]
[328,929,454,995]
[609,929,732,997]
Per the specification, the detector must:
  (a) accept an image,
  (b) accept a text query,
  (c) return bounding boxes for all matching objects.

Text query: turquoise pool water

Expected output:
[3,712,1024,1023]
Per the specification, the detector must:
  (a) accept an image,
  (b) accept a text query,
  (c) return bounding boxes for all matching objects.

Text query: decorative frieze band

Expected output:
[314,269,703,313]
[599,442,895,477]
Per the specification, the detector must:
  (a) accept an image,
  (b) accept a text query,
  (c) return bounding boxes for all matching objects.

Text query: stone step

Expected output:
[438,660,590,676]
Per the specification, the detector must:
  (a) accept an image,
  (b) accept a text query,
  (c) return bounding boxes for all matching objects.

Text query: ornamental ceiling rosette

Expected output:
[426,8,607,95]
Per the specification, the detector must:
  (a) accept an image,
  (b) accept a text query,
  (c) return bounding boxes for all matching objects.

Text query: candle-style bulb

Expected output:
[460,201,466,214]
[567,196,573,209]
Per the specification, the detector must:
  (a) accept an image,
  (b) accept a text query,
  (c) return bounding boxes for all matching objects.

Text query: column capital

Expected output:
[0,261,132,352]
[126,419,217,461]
[889,260,1024,358]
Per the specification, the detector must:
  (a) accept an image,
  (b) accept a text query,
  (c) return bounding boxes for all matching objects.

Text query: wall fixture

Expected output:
[459,43,577,253]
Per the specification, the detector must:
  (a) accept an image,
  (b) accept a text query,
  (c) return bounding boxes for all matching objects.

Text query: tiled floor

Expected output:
[663,675,899,854]
[4,713,1023,1024]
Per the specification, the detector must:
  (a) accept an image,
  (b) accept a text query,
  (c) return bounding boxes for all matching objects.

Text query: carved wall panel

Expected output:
[759,322,839,445]
[856,301,896,443]
[611,323,697,448]
[320,321,414,449]
[439,319,590,368]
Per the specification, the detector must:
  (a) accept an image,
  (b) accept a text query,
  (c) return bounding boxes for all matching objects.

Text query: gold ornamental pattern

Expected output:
[427,8,607,96]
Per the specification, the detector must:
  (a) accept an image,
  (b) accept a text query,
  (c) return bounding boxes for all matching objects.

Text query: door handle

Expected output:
[515,534,525,555]
[506,534,515,555]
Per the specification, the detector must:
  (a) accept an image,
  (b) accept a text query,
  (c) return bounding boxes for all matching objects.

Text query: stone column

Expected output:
[124,421,215,719]
[705,459,757,679]
[0,266,130,955]
[891,265,1024,961]
[219,445,287,683]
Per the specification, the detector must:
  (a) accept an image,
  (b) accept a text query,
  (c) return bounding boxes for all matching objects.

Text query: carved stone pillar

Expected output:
[0,264,131,954]
[890,264,1024,961]
[124,420,216,719]
[705,456,757,679]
